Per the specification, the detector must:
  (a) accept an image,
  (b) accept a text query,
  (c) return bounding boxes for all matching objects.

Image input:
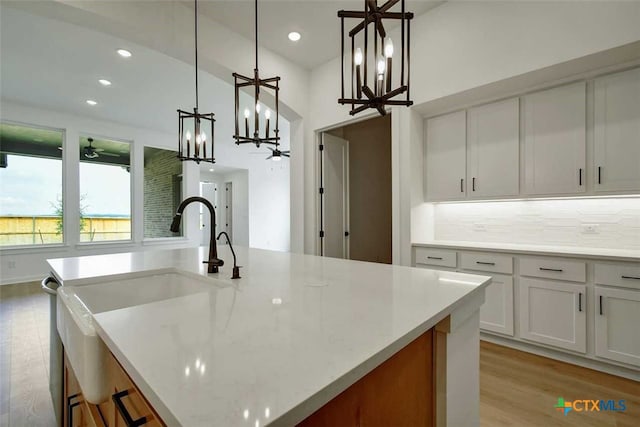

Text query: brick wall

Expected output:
[144,148,182,238]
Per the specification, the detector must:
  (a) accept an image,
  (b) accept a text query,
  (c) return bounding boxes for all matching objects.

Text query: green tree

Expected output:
[51,194,89,235]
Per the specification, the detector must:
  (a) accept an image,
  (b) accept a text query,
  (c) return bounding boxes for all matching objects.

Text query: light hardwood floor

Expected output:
[1,282,638,427]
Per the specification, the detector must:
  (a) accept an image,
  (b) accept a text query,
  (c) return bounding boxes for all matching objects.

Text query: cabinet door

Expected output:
[594,286,640,367]
[425,111,466,201]
[519,278,586,353]
[479,274,514,336]
[523,82,586,195]
[594,68,640,193]
[467,98,519,198]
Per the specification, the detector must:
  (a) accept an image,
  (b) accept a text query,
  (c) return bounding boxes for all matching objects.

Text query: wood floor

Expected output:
[1,282,638,427]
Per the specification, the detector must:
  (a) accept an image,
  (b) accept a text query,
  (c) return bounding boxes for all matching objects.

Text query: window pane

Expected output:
[0,122,64,246]
[144,147,183,238]
[79,136,131,242]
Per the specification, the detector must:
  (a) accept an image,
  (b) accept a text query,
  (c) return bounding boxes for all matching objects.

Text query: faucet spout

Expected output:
[171,196,224,273]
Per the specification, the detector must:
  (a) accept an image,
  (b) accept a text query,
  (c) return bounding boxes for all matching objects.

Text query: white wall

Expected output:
[304,0,640,258]
[429,198,640,250]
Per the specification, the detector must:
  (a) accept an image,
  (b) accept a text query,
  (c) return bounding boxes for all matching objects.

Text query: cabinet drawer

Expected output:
[595,263,640,290]
[460,252,513,274]
[414,247,457,268]
[520,257,586,283]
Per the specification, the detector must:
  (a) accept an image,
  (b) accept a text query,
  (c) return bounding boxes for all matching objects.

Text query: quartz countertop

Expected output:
[48,246,490,426]
[413,240,640,262]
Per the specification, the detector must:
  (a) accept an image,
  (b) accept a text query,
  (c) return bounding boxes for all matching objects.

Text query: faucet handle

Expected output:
[203,258,225,267]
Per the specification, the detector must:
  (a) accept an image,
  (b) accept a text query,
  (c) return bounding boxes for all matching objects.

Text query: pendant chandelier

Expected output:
[338,0,414,116]
[232,0,281,149]
[177,0,215,164]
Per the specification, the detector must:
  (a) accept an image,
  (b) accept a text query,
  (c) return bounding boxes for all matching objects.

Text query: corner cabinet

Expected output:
[523,82,586,196]
[594,67,640,193]
[425,111,466,201]
[466,98,520,198]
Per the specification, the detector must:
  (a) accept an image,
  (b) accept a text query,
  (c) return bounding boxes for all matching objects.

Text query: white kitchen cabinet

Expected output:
[523,82,586,196]
[425,111,466,201]
[594,286,640,367]
[519,278,586,353]
[478,274,514,336]
[594,68,640,193]
[467,98,519,198]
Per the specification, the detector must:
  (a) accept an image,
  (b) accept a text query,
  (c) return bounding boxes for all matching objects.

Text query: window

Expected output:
[79,136,131,242]
[0,122,64,246]
[143,147,183,238]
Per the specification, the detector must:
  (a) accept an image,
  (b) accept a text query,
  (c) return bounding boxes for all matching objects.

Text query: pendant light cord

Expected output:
[195,0,199,110]
[255,0,258,70]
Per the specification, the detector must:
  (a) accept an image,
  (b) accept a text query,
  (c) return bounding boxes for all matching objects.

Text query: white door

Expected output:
[467,98,519,198]
[200,182,217,246]
[321,133,349,259]
[523,82,586,196]
[479,274,514,336]
[519,277,586,353]
[425,110,467,201]
[595,286,640,367]
[594,68,640,193]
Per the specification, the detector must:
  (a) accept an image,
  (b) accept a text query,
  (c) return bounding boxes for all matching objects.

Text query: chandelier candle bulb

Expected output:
[354,48,363,99]
[186,130,191,158]
[377,59,386,95]
[244,108,250,138]
[384,38,393,92]
[265,110,271,137]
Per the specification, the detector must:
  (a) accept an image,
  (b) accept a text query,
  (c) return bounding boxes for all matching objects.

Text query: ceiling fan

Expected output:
[83,137,120,159]
[265,147,290,162]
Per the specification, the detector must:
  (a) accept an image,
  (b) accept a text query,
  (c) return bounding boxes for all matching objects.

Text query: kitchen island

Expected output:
[49,246,490,427]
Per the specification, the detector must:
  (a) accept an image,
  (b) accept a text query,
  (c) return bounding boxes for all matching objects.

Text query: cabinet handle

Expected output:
[578,292,582,312]
[599,295,603,316]
[472,177,476,192]
[598,166,602,184]
[460,178,464,192]
[476,261,495,266]
[539,267,563,272]
[578,168,583,186]
[621,275,640,280]
[427,256,443,260]
[113,389,148,427]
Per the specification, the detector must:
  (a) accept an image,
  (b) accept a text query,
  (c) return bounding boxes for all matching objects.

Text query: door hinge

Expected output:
[319,144,324,151]
[344,231,349,237]
[319,230,325,238]
[319,187,324,194]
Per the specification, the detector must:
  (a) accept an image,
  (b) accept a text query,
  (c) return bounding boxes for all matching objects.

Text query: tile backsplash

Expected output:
[433,198,640,250]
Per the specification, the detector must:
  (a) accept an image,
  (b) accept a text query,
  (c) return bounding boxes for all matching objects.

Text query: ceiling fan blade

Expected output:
[267,146,275,152]
[94,148,105,152]
[266,155,273,160]
[283,153,290,158]
[99,152,120,157]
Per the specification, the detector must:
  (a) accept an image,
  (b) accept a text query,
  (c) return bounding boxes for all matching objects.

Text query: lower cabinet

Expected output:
[519,278,587,353]
[479,274,514,336]
[594,286,640,366]
[63,350,165,427]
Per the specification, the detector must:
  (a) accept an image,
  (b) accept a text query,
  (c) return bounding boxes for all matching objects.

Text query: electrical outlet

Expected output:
[582,224,600,234]
[473,223,487,232]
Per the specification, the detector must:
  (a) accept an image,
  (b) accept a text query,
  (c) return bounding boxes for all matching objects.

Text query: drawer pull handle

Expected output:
[578,168,583,186]
[460,178,464,193]
[113,389,148,427]
[599,295,603,316]
[539,267,563,272]
[578,293,582,312]
[621,275,640,280]
[427,256,443,260]
[476,261,495,266]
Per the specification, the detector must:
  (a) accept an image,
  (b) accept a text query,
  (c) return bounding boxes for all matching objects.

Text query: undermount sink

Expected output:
[56,270,221,403]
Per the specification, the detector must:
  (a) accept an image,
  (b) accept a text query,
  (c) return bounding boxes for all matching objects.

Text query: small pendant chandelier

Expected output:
[338,0,414,116]
[177,0,215,164]
[232,0,281,149]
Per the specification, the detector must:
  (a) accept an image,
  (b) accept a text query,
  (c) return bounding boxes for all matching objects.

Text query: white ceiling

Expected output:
[196,0,443,69]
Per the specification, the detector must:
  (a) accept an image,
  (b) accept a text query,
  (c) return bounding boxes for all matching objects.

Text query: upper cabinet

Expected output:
[594,68,640,193]
[523,82,586,196]
[425,111,466,201]
[467,98,520,198]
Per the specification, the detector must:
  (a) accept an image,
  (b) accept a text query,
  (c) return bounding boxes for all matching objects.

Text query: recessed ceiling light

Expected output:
[98,79,112,86]
[116,49,132,58]
[86,100,97,106]
[288,32,301,42]
[209,168,214,172]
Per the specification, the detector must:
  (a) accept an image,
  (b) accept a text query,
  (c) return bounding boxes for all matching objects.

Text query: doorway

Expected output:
[319,114,392,264]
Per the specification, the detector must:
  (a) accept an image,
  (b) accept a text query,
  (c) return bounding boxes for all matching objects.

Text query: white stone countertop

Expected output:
[412,240,640,262]
[48,246,490,426]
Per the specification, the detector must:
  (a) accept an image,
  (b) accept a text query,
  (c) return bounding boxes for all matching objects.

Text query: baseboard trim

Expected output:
[481,333,640,382]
